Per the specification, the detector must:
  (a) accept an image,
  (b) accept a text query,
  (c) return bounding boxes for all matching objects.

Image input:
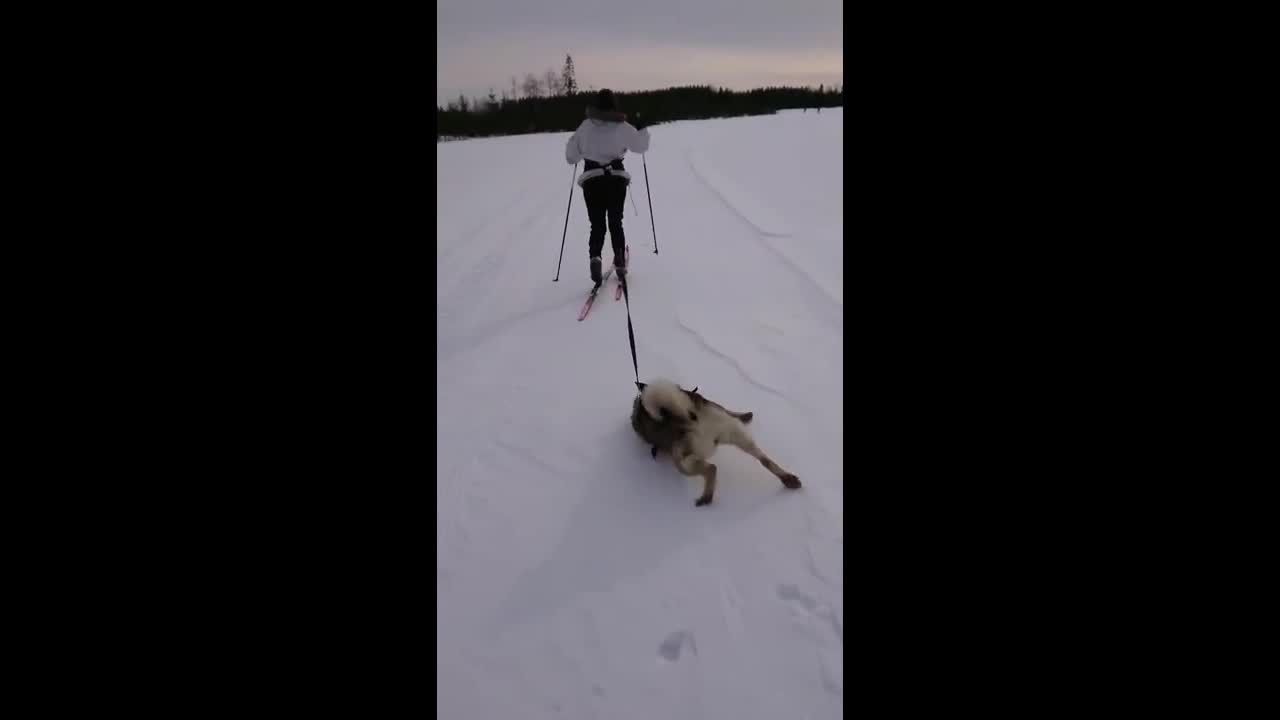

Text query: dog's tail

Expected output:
[640,379,697,423]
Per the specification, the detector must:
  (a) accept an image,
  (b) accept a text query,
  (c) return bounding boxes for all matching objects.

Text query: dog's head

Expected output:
[636,380,704,422]
[637,381,705,401]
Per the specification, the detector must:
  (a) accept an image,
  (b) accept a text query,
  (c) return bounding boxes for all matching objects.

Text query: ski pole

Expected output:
[554,162,577,281]
[643,155,658,254]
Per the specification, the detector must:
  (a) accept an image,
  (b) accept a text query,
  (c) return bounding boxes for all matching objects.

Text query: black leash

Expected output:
[643,155,658,254]
[619,271,643,392]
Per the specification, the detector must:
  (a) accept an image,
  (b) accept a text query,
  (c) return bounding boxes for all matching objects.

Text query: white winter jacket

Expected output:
[565,116,650,186]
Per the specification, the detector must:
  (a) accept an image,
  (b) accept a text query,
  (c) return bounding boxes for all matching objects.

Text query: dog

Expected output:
[631,379,801,506]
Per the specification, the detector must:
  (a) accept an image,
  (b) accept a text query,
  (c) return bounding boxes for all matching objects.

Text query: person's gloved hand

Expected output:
[632,112,650,130]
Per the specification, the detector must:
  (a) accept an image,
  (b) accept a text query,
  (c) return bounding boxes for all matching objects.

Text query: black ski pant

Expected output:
[582,175,628,265]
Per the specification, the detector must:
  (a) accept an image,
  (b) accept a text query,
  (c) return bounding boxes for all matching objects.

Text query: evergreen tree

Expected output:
[562,54,578,95]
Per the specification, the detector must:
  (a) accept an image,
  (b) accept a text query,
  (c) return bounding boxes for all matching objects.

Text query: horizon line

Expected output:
[437,80,844,107]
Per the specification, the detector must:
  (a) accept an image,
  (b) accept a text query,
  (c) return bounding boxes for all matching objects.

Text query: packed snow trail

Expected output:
[438,110,843,720]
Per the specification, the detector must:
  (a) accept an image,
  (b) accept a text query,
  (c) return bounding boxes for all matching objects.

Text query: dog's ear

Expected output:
[682,386,705,407]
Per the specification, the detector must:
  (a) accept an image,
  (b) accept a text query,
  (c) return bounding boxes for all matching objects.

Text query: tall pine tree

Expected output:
[561,54,578,95]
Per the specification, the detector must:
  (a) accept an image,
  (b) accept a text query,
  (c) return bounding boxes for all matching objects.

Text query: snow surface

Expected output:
[438,109,843,720]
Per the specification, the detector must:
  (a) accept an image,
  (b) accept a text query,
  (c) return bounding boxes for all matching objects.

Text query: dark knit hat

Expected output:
[595,88,617,111]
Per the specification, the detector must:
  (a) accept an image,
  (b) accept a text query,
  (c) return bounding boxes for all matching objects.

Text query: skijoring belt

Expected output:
[584,159,625,172]
[577,158,632,186]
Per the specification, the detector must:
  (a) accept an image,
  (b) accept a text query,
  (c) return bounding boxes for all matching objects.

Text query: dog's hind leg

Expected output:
[725,429,800,489]
[673,451,718,506]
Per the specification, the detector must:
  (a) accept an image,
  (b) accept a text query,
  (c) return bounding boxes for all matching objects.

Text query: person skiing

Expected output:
[564,89,651,285]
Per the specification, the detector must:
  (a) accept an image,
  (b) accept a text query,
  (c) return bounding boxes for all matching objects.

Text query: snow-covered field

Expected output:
[437,109,843,720]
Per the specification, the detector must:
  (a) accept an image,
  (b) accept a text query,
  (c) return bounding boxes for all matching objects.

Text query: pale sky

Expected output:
[437,0,843,106]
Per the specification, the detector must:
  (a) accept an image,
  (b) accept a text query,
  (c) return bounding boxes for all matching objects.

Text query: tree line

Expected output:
[438,54,843,140]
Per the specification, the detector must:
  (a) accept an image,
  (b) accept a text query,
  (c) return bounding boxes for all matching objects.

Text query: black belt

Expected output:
[584,159,625,173]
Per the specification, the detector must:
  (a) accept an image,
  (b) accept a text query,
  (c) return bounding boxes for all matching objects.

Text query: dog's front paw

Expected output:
[695,495,713,507]
[781,474,801,489]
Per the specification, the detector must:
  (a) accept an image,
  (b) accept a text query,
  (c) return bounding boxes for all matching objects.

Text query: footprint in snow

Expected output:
[777,583,843,642]
[657,630,697,662]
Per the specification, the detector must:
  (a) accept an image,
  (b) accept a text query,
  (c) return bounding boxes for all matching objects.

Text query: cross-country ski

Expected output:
[577,265,614,321]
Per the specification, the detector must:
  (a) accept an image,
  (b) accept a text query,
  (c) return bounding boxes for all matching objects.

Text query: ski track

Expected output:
[674,313,797,408]
[684,150,843,321]
[493,436,567,478]
[438,185,561,328]
[438,187,534,266]
[437,173,555,269]
[439,288,582,362]
[685,149,793,238]
[438,110,843,720]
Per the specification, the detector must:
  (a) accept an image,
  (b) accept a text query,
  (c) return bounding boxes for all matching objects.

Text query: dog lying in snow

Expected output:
[631,379,801,506]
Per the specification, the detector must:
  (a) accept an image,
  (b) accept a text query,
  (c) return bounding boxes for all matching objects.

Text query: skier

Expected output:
[565,89,651,285]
